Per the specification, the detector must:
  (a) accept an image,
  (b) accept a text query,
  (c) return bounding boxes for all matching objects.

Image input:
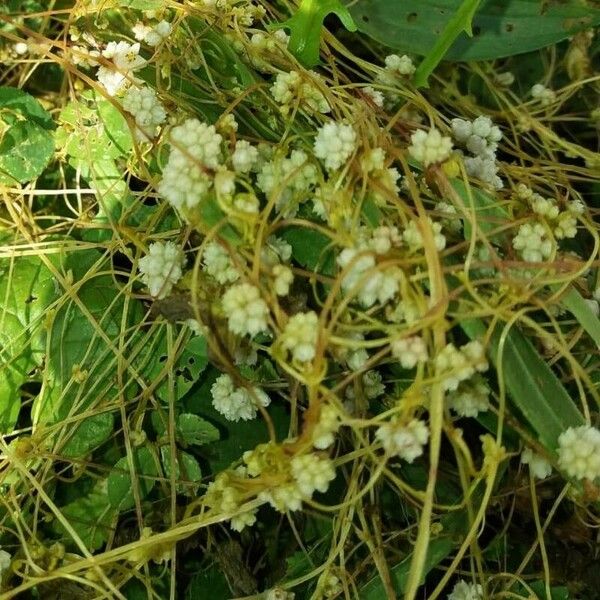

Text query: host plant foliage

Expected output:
[0,0,599,598]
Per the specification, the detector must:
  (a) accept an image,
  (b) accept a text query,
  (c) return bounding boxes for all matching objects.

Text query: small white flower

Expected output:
[390,336,428,369]
[553,212,577,239]
[446,376,490,417]
[138,241,185,299]
[97,41,146,96]
[557,425,600,481]
[211,373,270,422]
[290,453,336,497]
[403,218,446,252]
[362,85,384,107]
[408,128,453,167]
[158,119,223,211]
[230,508,258,532]
[436,341,488,392]
[312,404,340,449]
[447,580,483,600]
[521,448,552,480]
[222,283,269,336]
[214,169,236,197]
[531,83,556,106]
[495,71,515,86]
[272,264,294,296]
[376,418,429,462]
[232,140,259,173]
[377,54,415,88]
[512,223,553,263]
[259,482,303,512]
[202,241,240,284]
[271,70,330,114]
[280,311,319,363]
[122,86,166,139]
[314,121,357,171]
[145,20,171,47]
[369,225,402,254]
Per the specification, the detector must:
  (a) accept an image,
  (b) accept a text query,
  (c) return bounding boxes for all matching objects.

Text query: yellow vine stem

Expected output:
[402,161,449,600]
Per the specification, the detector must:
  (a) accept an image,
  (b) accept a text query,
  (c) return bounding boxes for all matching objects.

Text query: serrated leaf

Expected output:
[0,86,54,129]
[176,413,220,446]
[108,447,158,510]
[350,0,600,62]
[461,318,584,451]
[160,447,202,495]
[53,483,115,551]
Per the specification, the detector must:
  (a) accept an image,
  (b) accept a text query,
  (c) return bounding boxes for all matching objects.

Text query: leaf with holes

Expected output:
[350,0,600,62]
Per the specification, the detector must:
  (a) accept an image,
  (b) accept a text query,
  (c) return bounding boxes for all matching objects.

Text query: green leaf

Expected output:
[413,0,482,87]
[176,413,220,446]
[53,483,115,551]
[461,318,584,451]
[186,569,230,600]
[281,226,335,275]
[0,121,54,184]
[0,254,62,432]
[141,334,209,403]
[61,413,115,458]
[277,0,357,67]
[350,0,600,62]
[559,286,600,348]
[0,86,54,129]
[160,447,203,495]
[118,0,162,9]
[108,447,158,511]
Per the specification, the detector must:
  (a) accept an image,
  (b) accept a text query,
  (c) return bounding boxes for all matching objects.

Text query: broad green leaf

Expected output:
[350,0,600,62]
[559,286,600,348]
[53,483,116,551]
[160,447,202,495]
[34,249,143,456]
[108,447,158,510]
[360,537,454,599]
[141,334,209,403]
[0,254,62,432]
[413,0,482,87]
[176,413,220,446]
[0,121,54,184]
[281,226,335,275]
[461,318,584,451]
[118,0,162,9]
[0,86,54,129]
[278,0,357,67]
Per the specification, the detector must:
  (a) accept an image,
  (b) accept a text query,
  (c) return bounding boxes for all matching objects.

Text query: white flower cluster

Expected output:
[531,83,556,106]
[272,264,294,296]
[222,282,270,336]
[232,139,259,173]
[516,185,578,241]
[557,425,600,481]
[403,218,447,252]
[204,470,257,532]
[436,340,488,392]
[257,149,318,216]
[138,241,185,299]
[376,418,429,462]
[521,448,552,480]
[202,241,240,284]
[158,119,223,212]
[447,580,483,600]
[337,246,400,308]
[391,336,428,369]
[244,444,336,512]
[362,85,384,107]
[280,311,319,363]
[132,20,172,47]
[446,375,490,417]
[512,223,553,263]
[314,121,357,171]
[211,373,271,421]
[97,41,146,96]
[271,70,330,115]
[408,128,453,167]
[312,404,341,449]
[377,54,415,88]
[122,86,166,139]
[451,116,503,189]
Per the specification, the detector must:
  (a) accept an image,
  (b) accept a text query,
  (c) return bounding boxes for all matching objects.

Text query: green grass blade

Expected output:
[559,286,600,348]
